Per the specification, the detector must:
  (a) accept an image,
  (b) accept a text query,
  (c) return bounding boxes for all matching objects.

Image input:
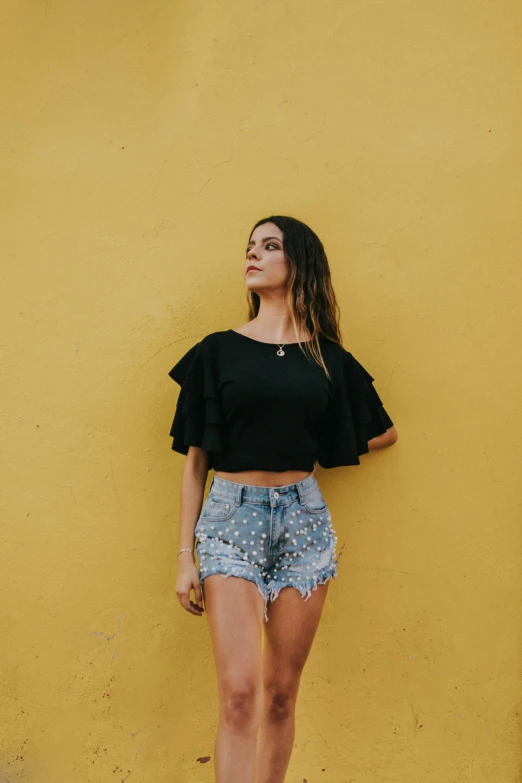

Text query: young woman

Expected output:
[168,215,398,783]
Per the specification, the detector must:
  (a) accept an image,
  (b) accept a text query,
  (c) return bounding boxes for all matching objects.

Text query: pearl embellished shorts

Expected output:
[194,472,339,622]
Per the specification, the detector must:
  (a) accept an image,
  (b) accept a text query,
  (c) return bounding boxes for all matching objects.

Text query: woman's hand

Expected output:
[176,552,205,616]
[368,425,398,450]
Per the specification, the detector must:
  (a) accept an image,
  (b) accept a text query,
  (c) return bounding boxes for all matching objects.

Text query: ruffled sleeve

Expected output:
[167,338,226,468]
[317,348,393,468]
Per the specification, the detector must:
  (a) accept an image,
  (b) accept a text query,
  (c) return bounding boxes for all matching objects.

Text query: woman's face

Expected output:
[244,222,288,293]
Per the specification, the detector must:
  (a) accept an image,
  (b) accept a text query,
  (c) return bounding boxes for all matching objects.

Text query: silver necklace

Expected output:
[276,343,286,356]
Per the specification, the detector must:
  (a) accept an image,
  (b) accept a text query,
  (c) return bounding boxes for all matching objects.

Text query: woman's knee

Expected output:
[220,679,261,729]
[263,679,298,723]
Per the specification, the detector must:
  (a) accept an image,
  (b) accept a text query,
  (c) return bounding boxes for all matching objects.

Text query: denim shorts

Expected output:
[194,472,339,622]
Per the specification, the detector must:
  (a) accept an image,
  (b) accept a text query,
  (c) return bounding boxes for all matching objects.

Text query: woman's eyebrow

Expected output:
[246,236,281,247]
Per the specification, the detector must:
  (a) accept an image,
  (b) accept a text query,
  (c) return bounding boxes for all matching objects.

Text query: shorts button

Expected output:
[273,491,279,498]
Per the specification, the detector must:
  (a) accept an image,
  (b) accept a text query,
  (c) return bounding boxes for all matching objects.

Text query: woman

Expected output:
[168,215,398,783]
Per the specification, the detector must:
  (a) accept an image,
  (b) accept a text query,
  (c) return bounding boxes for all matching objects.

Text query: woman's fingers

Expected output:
[194,579,204,611]
[177,589,203,615]
[176,573,204,616]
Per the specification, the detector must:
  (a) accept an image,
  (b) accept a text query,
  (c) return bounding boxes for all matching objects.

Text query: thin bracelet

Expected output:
[177,547,194,557]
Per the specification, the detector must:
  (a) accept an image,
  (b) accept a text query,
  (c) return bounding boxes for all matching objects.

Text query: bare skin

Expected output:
[176,221,398,781]
[201,572,330,783]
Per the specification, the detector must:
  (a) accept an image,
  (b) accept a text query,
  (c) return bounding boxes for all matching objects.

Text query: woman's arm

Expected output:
[176,446,209,616]
[368,425,398,450]
[178,446,209,552]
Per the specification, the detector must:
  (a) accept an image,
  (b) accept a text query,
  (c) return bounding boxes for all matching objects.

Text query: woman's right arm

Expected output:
[175,446,209,617]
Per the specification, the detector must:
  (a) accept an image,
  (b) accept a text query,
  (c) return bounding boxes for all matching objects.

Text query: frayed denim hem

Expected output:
[199,559,338,624]
[264,559,338,623]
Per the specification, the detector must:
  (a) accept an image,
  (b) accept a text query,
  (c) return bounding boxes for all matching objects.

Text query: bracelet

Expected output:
[177,547,194,557]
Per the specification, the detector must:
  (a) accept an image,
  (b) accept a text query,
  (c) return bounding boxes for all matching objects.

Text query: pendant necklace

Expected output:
[276,343,286,357]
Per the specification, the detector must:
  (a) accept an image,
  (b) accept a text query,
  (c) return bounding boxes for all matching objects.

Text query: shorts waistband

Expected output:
[209,472,318,506]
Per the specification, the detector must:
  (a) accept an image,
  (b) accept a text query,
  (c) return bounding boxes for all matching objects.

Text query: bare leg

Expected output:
[202,574,266,783]
[255,581,330,783]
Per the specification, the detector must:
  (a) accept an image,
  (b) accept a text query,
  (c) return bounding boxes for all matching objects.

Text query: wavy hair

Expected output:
[246,215,342,381]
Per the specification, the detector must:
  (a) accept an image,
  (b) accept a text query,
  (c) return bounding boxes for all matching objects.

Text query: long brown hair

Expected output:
[246,215,342,380]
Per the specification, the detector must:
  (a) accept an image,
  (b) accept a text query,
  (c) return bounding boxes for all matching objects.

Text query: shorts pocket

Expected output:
[200,493,238,523]
[301,485,328,515]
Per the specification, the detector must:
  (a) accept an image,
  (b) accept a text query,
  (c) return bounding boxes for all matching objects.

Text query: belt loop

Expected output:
[296,481,306,505]
[236,484,243,506]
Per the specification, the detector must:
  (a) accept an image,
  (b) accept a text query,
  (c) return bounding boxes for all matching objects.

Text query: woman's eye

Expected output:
[246,243,278,256]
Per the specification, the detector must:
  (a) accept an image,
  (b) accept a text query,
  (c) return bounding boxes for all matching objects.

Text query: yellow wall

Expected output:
[1,1,521,781]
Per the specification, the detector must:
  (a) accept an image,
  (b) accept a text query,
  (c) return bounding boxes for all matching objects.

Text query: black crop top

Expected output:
[167,329,394,472]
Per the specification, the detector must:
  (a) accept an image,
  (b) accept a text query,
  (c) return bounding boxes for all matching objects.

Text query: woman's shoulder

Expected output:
[183,329,229,348]
[198,329,232,349]
[318,338,350,360]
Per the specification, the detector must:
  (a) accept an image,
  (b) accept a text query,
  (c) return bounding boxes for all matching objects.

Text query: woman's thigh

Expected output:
[203,574,266,696]
[263,581,330,692]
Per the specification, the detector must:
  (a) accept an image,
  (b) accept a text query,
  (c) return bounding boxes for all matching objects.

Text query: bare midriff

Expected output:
[214,468,314,488]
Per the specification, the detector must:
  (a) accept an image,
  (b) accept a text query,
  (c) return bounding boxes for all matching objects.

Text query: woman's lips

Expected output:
[246,267,261,273]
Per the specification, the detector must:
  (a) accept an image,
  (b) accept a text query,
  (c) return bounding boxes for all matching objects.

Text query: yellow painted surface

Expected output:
[1,1,521,781]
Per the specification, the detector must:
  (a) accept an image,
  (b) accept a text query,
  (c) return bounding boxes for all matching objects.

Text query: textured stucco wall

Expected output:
[1,1,521,781]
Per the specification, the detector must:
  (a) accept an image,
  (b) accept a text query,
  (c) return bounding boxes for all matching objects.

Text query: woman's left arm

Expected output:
[368,425,398,450]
